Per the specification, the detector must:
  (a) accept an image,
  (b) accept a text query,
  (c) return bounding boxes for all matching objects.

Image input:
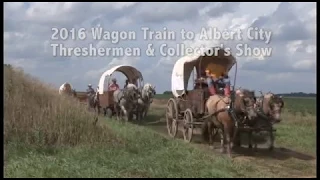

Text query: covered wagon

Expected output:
[166,48,236,142]
[97,65,144,117]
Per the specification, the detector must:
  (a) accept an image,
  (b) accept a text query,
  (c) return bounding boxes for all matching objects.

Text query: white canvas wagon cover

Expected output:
[98,65,143,94]
[171,48,236,98]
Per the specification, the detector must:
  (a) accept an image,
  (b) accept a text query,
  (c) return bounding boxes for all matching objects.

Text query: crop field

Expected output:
[155,94,316,116]
[4,66,316,178]
[283,97,316,116]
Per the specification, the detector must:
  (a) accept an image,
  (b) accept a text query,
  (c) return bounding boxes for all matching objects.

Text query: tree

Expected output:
[163,91,172,94]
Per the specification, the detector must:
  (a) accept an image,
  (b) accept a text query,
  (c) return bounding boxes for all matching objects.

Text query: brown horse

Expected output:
[247,92,284,151]
[233,89,258,122]
[201,89,258,157]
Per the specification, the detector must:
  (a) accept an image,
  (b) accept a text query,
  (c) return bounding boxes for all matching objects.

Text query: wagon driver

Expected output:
[109,78,120,91]
[86,84,95,109]
[205,69,217,96]
[219,72,231,97]
[205,68,230,97]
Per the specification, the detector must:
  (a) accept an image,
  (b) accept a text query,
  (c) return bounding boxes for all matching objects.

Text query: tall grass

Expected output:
[4,65,121,148]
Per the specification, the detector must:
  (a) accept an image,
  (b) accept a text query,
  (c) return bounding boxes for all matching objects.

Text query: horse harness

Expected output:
[257,94,275,119]
[117,88,138,104]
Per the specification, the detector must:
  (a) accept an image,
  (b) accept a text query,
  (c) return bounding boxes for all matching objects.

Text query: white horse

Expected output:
[126,83,138,90]
[59,82,73,96]
[113,83,140,121]
[138,83,156,119]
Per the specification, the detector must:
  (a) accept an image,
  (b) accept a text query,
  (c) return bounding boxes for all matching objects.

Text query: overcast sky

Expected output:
[4,2,316,93]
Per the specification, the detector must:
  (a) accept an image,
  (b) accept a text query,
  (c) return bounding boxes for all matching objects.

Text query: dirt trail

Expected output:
[140,99,316,178]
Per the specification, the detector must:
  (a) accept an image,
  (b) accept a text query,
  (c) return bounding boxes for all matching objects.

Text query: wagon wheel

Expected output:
[183,109,194,143]
[166,98,178,138]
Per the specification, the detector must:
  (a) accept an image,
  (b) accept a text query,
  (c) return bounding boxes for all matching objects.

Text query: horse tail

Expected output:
[201,119,209,142]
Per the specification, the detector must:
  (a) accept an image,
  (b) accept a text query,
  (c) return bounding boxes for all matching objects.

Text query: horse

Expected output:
[256,92,284,123]
[59,82,73,96]
[201,89,258,157]
[137,83,156,119]
[113,83,140,122]
[247,91,284,151]
[91,91,101,114]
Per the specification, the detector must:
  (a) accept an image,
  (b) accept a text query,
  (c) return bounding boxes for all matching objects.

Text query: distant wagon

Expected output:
[97,65,144,118]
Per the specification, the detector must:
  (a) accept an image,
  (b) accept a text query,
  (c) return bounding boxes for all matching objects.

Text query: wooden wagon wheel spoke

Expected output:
[183,109,194,143]
[166,98,178,138]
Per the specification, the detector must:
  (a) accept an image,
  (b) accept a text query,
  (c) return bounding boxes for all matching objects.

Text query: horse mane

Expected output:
[236,88,255,97]
[143,83,155,90]
[242,89,255,97]
[144,83,151,89]
[127,83,137,89]
[264,92,274,99]
[272,95,283,103]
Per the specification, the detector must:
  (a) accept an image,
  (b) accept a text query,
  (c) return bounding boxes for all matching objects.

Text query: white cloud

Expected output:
[84,56,140,79]
[4,2,316,93]
[286,40,303,54]
[292,60,315,71]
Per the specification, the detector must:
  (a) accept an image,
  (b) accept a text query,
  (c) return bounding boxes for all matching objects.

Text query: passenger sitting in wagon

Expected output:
[205,70,218,95]
[205,69,231,96]
[216,73,231,97]
[108,78,120,91]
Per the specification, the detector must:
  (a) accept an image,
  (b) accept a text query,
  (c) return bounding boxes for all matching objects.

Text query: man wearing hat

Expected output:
[86,84,95,109]
[86,84,95,95]
[221,73,231,96]
[205,69,217,95]
[215,73,231,97]
[108,78,119,91]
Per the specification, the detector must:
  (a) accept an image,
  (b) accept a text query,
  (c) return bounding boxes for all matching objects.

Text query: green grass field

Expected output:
[154,94,172,99]
[155,94,316,116]
[283,97,316,116]
[4,66,317,178]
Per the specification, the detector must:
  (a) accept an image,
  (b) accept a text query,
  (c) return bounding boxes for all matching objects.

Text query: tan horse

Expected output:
[258,92,284,123]
[202,89,258,157]
[247,92,284,151]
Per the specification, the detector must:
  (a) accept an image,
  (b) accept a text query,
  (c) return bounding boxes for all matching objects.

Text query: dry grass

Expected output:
[4,65,121,148]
